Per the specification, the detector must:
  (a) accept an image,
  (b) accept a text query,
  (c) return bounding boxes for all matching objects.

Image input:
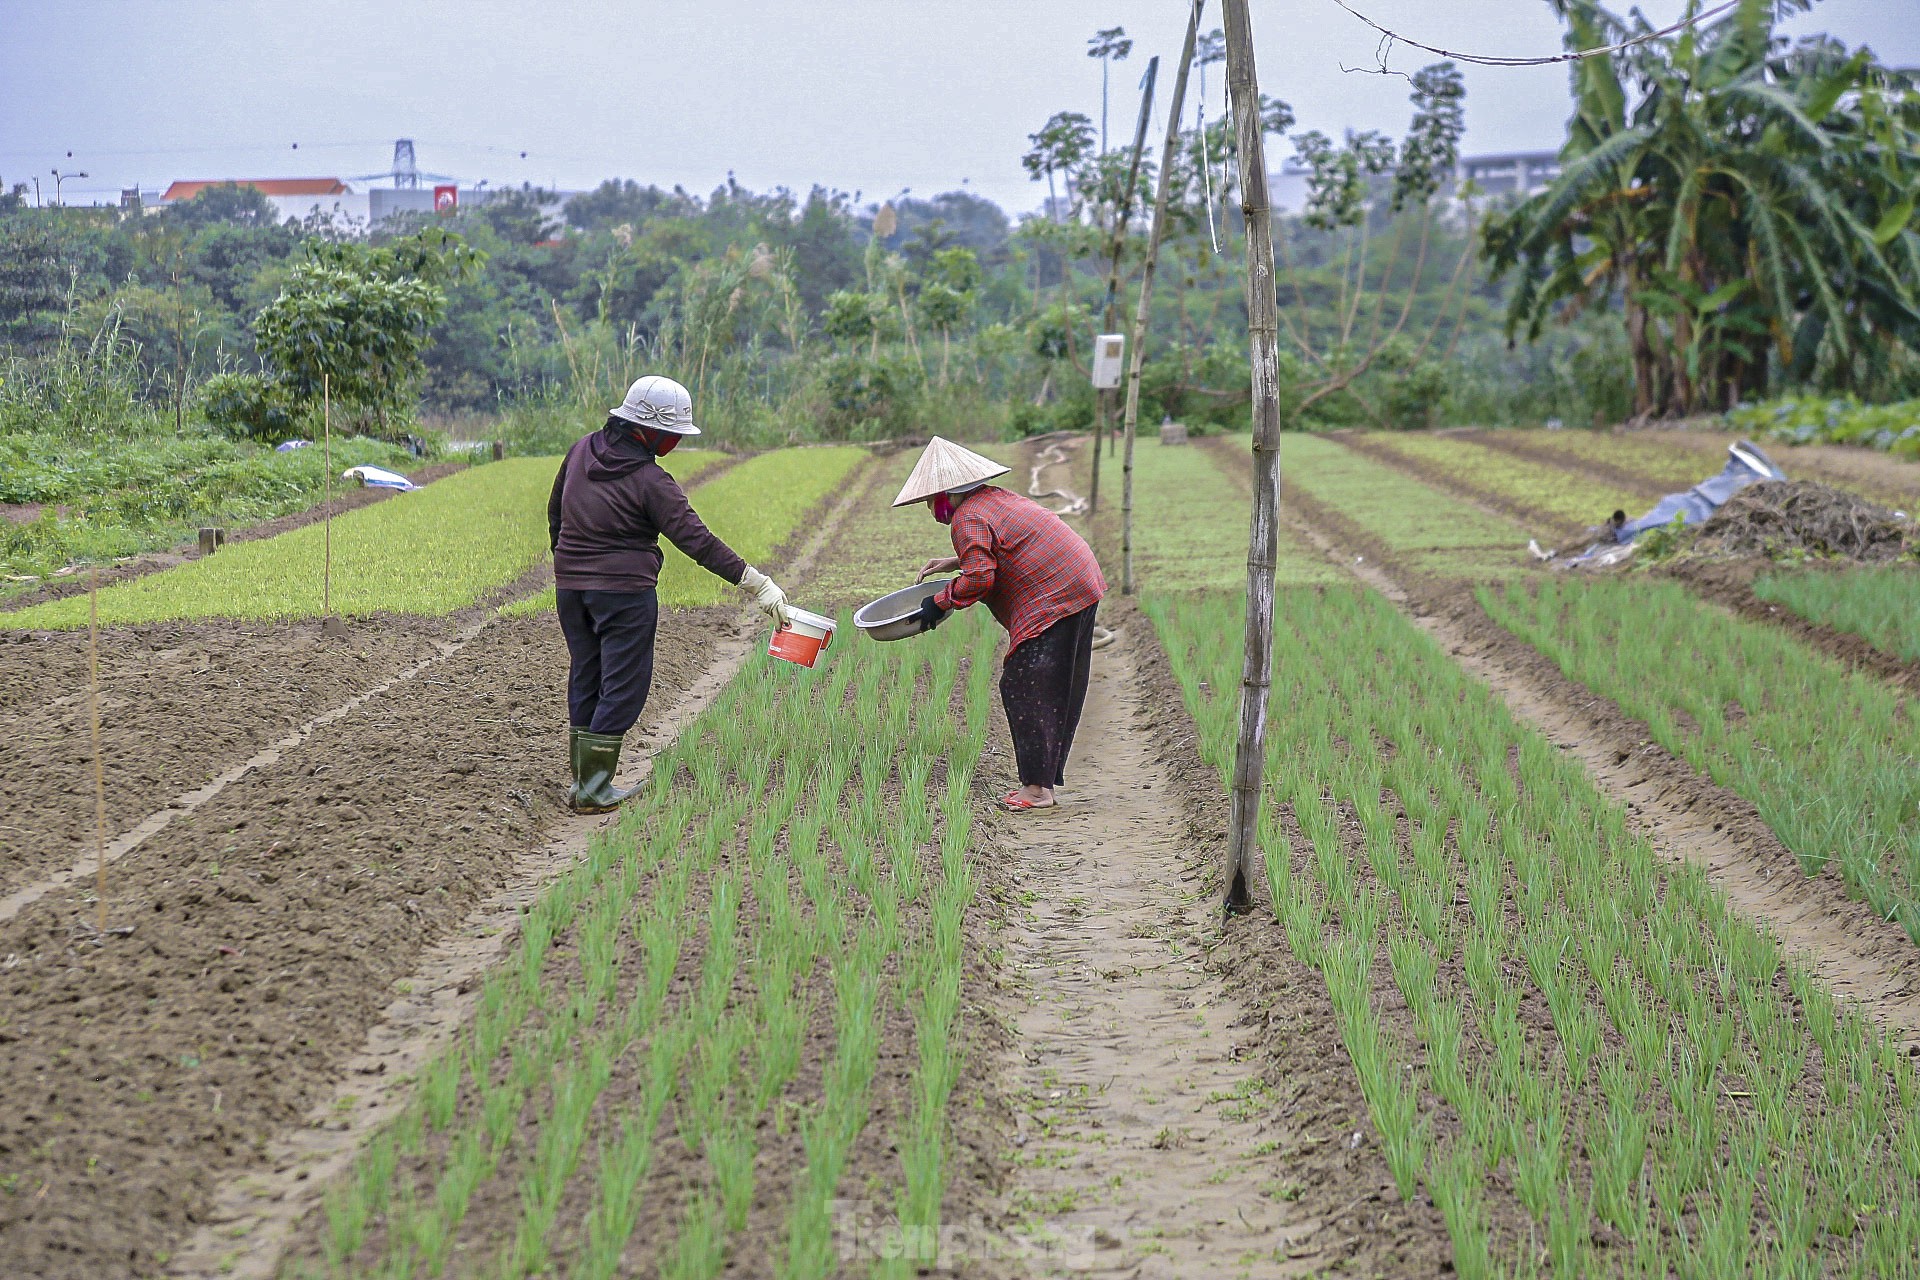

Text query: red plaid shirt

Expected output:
[934,487,1106,651]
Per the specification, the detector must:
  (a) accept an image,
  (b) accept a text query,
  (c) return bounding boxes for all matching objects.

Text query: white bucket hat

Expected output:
[892,436,1011,506]
[610,375,701,436]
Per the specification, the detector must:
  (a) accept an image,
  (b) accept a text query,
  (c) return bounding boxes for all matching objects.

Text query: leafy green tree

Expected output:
[918,247,980,382]
[254,228,482,434]
[1087,26,1133,153]
[161,183,282,229]
[1023,112,1097,221]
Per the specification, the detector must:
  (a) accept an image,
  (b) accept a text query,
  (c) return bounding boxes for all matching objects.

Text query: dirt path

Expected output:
[1195,439,1920,1051]
[992,634,1319,1277]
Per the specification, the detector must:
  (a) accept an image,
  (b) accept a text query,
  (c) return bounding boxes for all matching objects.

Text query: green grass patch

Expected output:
[1754,565,1920,662]
[1148,585,1920,1272]
[1115,439,1336,590]
[1482,575,1920,938]
[1487,430,1710,493]
[3,458,559,628]
[1280,434,1525,578]
[0,431,421,590]
[1362,432,1625,531]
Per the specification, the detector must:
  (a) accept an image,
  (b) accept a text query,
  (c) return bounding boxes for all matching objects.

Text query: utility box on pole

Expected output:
[1091,333,1126,390]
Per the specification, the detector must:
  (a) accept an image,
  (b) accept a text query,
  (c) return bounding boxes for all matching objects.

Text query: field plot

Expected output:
[505,446,865,618]
[1221,433,1528,579]
[1753,566,1920,663]
[279,608,1001,1280]
[1482,576,1920,941]
[1097,437,1337,589]
[1351,432,1627,535]
[1147,585,1920,1274]
[2,459,562,629]
[800,448,977,609]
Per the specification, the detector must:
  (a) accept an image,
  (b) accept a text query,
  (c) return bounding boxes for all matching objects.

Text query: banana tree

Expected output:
[1485,0,1920,417]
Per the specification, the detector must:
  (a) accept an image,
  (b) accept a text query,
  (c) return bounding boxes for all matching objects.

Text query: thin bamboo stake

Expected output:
[89,564,106,933]
[1221,0,1282,915]
[1089,55,1160,514]
[323,374,333,620]
[1122,0,1204,596]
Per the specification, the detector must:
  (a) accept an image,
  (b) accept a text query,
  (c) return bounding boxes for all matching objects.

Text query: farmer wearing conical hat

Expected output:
[898,437,1106,812]
[548,375,792,814]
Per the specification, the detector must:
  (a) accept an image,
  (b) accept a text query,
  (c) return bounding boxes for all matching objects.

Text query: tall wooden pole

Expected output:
[1221,0,1282,914]
[88,565,106,932]
[1122,1,1203,595]
[322,374,333,620]
[1088,55,1159,515]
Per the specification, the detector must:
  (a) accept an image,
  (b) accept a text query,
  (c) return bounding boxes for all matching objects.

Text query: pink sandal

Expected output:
[999,790,1057,812]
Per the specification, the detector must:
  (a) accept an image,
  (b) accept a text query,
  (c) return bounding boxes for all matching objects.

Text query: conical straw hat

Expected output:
[892,437,1011,506]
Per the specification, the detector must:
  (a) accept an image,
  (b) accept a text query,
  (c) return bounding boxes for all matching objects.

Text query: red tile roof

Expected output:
[162,178,351,201]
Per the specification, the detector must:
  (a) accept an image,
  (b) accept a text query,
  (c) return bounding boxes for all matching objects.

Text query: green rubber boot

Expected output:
[563,726,586,808]
[571,730,637,815]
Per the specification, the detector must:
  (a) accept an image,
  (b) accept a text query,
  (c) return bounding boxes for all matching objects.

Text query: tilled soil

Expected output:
[1,463,471,614]
[0,609,720,1280]
[0,618,456,900]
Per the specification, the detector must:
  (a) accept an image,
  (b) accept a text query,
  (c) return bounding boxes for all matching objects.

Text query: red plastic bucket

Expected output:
[768,607,836,668]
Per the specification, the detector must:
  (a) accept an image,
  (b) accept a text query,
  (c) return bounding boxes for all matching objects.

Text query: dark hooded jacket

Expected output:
[547,426,745,592]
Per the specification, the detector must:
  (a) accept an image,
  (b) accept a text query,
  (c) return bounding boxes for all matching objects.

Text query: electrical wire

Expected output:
[1329,0,1740,69]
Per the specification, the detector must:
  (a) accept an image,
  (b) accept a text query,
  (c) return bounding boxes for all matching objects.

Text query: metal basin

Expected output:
[854,578,953,642]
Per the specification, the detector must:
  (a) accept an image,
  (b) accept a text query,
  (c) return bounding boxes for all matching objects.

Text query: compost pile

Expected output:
[1686,480,1915,562]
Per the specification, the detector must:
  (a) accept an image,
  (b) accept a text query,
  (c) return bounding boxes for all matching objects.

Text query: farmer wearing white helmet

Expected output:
[899,437,1106,811]
[547,375,791,813]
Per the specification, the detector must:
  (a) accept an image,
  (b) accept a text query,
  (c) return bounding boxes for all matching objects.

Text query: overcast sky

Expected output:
[4,0,1914,215]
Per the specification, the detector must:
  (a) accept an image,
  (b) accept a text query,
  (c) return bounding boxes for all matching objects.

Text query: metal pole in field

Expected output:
[88,566,106,932]
[1088,54,1160,514]
[1122,1,1203,595]
[1221,0,1283,914]
[323,374,333,620]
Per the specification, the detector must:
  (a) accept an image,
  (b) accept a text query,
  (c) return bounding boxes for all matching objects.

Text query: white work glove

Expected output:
[738,564,791,629]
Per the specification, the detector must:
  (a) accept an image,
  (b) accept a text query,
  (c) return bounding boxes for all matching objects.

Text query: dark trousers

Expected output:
[1000,603,1098,788]
[555,588,658,736]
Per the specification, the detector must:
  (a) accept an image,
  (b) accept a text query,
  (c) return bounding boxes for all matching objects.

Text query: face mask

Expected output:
[932,492,957,524]
[643,427,681,456]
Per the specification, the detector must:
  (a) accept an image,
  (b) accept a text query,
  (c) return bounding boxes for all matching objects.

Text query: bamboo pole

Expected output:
[1122,1,1204,596]
[1221,0,1282,914]
[323,374,333,621]
[1088,55,1160,515]
[89,565,106,932]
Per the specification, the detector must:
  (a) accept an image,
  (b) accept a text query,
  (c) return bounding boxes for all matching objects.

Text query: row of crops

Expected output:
[1148,585,1920,1272]
[289,608,1000,1278]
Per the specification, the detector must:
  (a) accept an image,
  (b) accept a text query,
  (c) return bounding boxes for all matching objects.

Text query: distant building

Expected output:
[159,177,370,225]
[1268,149,1563,215]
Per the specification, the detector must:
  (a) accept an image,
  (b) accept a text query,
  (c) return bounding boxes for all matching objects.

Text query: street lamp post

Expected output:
[50,168,88,206]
